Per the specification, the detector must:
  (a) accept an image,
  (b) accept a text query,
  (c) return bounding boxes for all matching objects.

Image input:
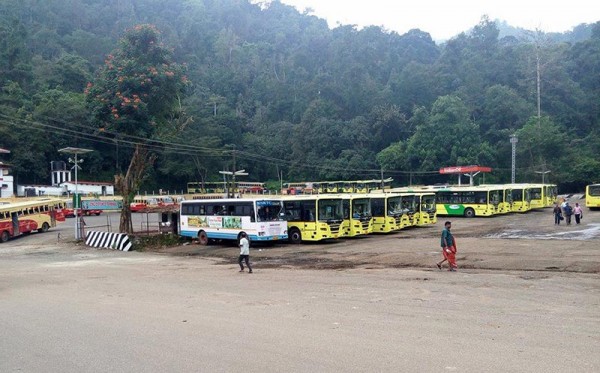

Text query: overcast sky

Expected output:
[279,0,599,40]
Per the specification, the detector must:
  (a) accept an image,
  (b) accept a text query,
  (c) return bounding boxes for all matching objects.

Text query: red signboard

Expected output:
[439,165,492,174]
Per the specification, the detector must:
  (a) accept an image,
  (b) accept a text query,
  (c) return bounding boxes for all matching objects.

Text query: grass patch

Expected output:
[131,234,189,251]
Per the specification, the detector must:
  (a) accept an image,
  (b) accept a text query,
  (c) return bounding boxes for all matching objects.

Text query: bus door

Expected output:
[11,212,19,237]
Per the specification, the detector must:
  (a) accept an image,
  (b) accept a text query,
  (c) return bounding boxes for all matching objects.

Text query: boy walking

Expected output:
[238,232,252,273]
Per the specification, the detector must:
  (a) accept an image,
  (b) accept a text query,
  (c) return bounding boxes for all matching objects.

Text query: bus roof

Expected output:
[0,198,63,211]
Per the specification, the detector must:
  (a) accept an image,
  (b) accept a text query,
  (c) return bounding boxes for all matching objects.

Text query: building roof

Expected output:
[61,181,114,186]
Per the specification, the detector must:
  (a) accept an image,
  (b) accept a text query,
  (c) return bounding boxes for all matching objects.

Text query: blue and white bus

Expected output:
[179,198,288,245]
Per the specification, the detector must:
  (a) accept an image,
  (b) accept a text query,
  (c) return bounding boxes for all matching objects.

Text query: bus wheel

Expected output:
[38,223,50,233]
[289,228,302,244]
[1,231,9,243]
[464,208,475,218]
[198,230,209,245]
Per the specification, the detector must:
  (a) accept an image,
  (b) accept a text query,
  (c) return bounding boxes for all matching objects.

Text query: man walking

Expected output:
[553,203,563,225]
[238,232,252,273]
[436,221,457,271]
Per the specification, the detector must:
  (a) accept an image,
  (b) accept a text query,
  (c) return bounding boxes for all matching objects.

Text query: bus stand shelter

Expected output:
[439,165,492,186]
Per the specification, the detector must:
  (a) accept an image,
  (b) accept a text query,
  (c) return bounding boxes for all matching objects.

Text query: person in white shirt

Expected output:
[238,232,252,273]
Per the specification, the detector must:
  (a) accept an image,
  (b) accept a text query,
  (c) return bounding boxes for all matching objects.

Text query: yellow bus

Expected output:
[0,199,63,243]
[496,185,513,213]
[368,193,410,233]
[341,195,373,237]
[528,183,556,209]
[280,195,344,243]
[586,184,600,209]
[509,184,532,212]
[435,186,500,217]
[543,184,558,207]
[414,192,437,226]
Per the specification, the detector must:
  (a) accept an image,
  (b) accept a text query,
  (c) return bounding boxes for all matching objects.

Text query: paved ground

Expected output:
[1,202,599,372]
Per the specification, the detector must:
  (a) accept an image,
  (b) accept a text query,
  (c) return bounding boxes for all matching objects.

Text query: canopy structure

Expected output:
[439,165,492,186]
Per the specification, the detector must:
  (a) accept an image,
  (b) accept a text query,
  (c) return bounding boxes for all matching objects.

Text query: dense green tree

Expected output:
[86,24,188,233]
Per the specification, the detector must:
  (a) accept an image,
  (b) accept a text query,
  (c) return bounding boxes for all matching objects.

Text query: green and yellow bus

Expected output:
[435,186,500,217]
[280,195,344,243]
[585,184,600,210]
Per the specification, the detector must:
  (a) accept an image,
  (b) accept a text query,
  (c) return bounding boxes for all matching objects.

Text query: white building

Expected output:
[0,162,14,198]
[17,184,67,197]
[61,181,114,196]
[0,148,14,198]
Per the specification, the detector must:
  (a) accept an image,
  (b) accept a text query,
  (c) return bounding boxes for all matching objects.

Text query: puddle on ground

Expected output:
[485,224,600,241]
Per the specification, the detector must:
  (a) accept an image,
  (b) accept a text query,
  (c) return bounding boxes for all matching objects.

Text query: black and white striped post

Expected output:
[85,231,132,251]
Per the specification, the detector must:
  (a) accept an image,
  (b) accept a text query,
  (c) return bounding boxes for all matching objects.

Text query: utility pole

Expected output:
[510,134,518,183]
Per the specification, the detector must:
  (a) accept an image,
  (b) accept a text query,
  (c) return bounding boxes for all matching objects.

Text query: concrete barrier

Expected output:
[85,231,132,251]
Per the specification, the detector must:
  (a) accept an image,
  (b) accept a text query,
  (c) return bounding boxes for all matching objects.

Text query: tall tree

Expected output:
[86,24,188,233]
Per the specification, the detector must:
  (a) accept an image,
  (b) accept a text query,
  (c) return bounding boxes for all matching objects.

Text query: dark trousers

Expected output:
[554,213,561,225]
[566,214,572,225]
[238,255,252,272]
[575,214,581,224]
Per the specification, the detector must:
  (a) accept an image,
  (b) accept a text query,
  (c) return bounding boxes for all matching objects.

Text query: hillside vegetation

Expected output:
[0,0,599,191]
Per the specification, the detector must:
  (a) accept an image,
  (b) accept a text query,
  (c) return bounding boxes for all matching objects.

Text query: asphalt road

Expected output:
[1,242,599,372]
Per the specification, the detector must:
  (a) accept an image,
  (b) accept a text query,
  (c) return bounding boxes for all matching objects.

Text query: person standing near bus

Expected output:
[436,221,457,271]
[238,232,252,273]
[573,203,583,225]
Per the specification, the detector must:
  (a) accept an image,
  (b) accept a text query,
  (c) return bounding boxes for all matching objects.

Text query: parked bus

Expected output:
[509,184,532,212]
[280,195,344,243]
[586,184,600,209]
[130,195,184,212]
[369,193,417,233]
[341,195,373,237]
[435,186,500,217]
[414,192,437,226]
[0,199,64,243]
[528,183,556,209]
[179,198,287,245]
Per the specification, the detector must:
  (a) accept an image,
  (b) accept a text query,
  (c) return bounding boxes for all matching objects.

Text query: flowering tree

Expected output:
[86,24,189,233]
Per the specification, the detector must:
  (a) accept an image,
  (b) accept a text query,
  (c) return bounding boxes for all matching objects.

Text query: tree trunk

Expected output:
[115,145,155,234]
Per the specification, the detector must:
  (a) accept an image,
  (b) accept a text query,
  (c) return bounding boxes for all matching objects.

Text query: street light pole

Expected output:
[510,134,518,183]
[219,169,249,198]
[59,147,93,240]
[535,170,551,184]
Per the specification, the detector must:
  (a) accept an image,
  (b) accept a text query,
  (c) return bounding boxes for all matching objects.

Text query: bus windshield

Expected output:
[421,195,436,212]
[352,199,371,218]
[589,185,600,196]
[318,199,343,221]
[256,200,284,221]
[387,196,403,216]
